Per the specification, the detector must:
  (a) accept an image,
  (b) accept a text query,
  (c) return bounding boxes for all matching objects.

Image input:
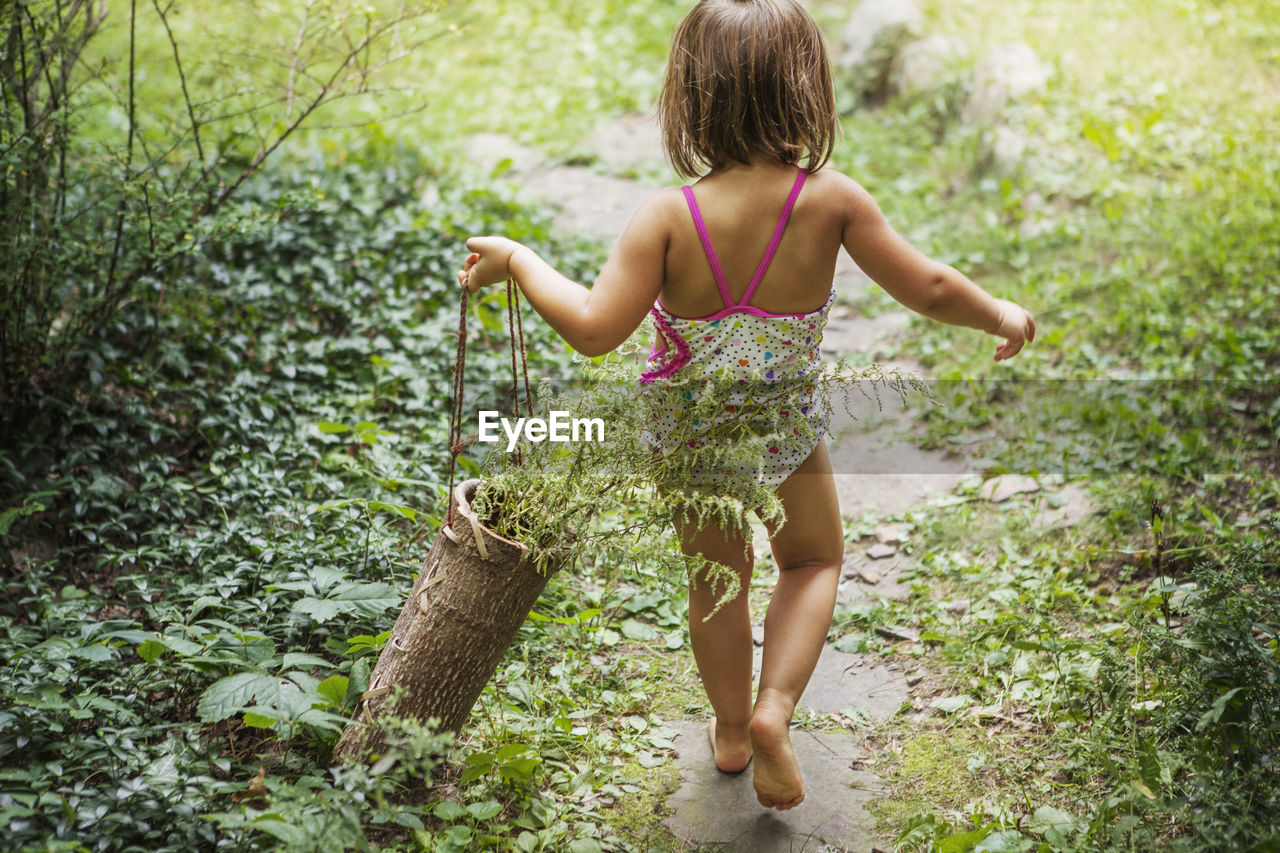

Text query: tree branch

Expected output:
[151,0,204,167]
[103,0,137,298]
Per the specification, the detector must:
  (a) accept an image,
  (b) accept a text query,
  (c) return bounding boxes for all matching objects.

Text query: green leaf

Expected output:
[368,500,418,521]
[242,711,278,729]
[832,633,865,653]
[495,743,529,762]
[1196,687,1245,732]
[330,582,399,618]
[466,800,502,821]
[931,695,971,714]
[292,598,343,623]
[443,825,473,843]
[316,421,351,434]
[433,800,468,822]
[974,830,1024,853]
[68,644,116,662]
[1030,805,1077,836]
[937,822,994,853]
[458,765,491,786]
[251,816,305,845]
[346,658,371,707]
[197,672,280,722]
[637,752,664,768]
[137,638,167,664]
[620,618,657,642]
[1199,504,1223,530]
[0,507,23,538]
[316,675,349,709]
[499,757,539,785]
[189,595,226,618]
[567,840,602,853]
[281,653,333,670]
[506,680,536,709]
[1136,743,1162,792]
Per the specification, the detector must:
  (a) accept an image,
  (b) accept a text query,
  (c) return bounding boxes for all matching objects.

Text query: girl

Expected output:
[458,0,1035,811]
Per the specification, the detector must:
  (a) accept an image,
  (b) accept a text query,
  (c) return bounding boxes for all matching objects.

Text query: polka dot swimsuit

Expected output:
[639,168,835,487]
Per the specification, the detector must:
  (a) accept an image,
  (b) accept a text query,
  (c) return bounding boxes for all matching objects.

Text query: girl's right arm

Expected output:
[457,191,679,357]
[834,174,1035,361]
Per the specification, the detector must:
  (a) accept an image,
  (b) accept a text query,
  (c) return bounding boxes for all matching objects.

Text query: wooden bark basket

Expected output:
[331,478,557,762]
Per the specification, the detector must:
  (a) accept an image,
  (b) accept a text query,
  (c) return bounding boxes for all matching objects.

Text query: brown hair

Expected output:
[658,0,837,178]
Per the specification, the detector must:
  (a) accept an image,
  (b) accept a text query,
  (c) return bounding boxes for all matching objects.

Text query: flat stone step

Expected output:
[663,720,889,852]
[799,646,910,720]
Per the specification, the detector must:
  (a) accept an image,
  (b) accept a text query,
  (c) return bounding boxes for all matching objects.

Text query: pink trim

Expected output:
[682,186,734,308]
[639,306,693,384]
[655,289,834,323]
[740,169,808,306]
[681,167,809,310]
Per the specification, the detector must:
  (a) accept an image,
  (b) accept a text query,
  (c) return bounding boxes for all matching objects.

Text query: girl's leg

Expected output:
[673,512,755,773]
[751,440,844,809]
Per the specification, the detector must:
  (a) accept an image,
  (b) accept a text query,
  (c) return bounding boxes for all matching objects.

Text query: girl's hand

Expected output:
[457,236,523,293]
[991,298,1036,361]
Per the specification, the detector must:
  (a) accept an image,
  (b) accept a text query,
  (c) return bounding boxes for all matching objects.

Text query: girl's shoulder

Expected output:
[613,187,691,246]
[633,186,693,227]
[805,167,874,204]
[803,167,884,226]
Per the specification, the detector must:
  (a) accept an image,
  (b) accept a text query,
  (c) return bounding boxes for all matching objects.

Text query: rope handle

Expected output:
[446,277,533,525]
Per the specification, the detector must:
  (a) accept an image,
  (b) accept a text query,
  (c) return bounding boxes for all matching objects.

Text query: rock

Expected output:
[840,0,923,98]
[980,474,1040,502]
[751,624,765,647]
[962,43,1050,125]
[820,310,910,356]
[874,524,906,545]
[516,166,652,246]
[801,645,909,719]
[584,112,664,174]
[892,34,967,95]
[1031,482,1095,530]
[464,132,544,177]
[982,125,1031,173]
[866,542,898,559]
[840,574,913,606]
[874,624,919,643]
[854,569,881,585]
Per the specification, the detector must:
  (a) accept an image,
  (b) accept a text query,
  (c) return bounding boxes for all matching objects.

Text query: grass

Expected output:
[78,0,684,159]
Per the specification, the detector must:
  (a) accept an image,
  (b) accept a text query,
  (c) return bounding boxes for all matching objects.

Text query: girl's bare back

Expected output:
[657,160,842,319]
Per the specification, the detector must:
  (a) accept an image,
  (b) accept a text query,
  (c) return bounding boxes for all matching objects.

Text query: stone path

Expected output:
[467,116,1092,851]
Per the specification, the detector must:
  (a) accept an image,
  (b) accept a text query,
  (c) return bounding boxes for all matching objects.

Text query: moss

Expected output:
[869,726,991,838]
[606,762,689,851]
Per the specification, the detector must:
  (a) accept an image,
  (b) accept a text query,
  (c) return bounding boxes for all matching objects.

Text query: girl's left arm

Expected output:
[458,192,674,357]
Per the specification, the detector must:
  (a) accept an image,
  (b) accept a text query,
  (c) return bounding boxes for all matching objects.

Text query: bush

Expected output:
[0,145,588,851]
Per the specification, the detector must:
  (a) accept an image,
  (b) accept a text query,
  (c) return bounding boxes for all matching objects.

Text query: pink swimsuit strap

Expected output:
[681,167,809,310]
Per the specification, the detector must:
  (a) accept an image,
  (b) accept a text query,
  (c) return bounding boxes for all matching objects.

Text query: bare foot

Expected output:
[748,695,804,809]
[708,718,753,773]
